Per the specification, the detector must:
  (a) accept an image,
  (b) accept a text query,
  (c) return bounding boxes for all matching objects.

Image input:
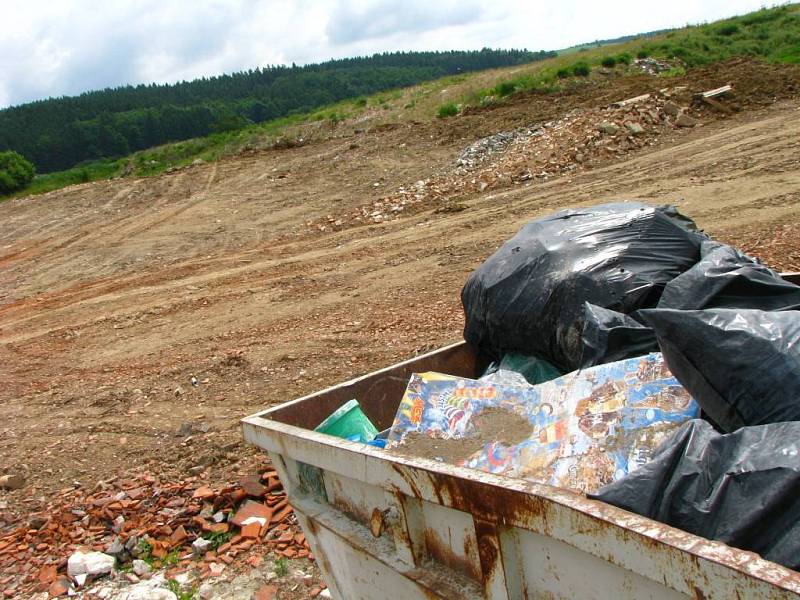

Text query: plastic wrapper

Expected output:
[387,353,699,493]
[461,202,706,371]
[580,303,658,367]
[591,419,800,571]
[640,308,800,432]
[658,240,800,311]
[480,352,562,386]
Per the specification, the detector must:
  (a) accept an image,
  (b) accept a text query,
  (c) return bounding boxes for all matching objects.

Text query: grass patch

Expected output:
[203,530,233,551]
[275,557,289,577]
[437,102,460,118]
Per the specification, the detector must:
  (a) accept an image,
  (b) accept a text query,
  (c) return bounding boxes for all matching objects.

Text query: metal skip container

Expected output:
[242,341,800,599]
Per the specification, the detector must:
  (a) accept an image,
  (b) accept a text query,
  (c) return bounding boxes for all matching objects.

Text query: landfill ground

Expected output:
[1,57,800,598]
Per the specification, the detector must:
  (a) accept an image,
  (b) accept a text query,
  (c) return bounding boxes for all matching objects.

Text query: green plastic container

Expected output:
[314,399,378,443]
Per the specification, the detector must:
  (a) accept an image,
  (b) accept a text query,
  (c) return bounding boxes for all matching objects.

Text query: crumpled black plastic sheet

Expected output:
[461,202,706,371]
[657,240,800,311]
[640,307,800,432]
[591,419,800,571]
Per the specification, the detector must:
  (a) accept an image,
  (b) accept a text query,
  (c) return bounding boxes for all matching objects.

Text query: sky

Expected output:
[0,0,775,109]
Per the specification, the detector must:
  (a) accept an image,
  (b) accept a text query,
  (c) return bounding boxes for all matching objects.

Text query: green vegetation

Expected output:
[0,151,35,194]
[274,556,289,577]
[166,579,196,600]
[202,529,234,551]
[571,62,591,76]
[456,4,800,111]
[0,49,555,174]
[3,4,798,201]
[437,102,460,118]
[638,5,800,66]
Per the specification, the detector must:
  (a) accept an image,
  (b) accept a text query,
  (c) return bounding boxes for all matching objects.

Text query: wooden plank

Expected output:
[698,85,732,99]
[610,93,651,108]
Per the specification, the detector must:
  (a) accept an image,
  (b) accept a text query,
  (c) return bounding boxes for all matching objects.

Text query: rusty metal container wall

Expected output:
[242,340,800,600]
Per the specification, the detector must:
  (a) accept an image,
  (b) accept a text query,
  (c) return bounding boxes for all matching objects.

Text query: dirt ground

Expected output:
[1,57,799,595]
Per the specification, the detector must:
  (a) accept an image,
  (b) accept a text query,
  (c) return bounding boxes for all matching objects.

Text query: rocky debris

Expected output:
[598,122,621,135]
[0,461,312,597]
[305,88,705,232]
[624,121,645,135]
[67,551,115,577]
[133,559,152,578]
[456,126,544,169]
[634,57,679,75]
[676,112,699,127]
[663,101,681,117]
[0,473,25,490]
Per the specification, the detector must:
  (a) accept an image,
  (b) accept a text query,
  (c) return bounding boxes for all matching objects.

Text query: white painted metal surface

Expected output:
[242,341,800,600]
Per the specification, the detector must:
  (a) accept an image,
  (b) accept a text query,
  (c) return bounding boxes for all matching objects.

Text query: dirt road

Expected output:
[1,60,799,510]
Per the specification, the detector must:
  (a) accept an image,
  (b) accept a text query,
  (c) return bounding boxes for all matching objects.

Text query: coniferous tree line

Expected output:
[0,49,554,173]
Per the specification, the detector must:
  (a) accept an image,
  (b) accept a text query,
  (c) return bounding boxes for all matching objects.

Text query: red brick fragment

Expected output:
[254,584,278,600]
[38,564,57,584]
[230,500,272,527]
[240,523,260,539]
[192,486,215,500]
[48,576,70,597]
[240,475,267,499]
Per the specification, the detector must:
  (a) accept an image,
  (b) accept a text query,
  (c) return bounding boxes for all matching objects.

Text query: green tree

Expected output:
[0,151,35,194]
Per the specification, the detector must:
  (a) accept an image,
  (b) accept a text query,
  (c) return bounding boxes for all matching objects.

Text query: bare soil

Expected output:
[1,57,799,527]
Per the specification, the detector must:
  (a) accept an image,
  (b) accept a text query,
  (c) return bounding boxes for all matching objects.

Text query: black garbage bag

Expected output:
[640,308,800,432]
[591,419,800,571]
[658,240,800,311]
[461,202,706,371]
[579,303,658,367]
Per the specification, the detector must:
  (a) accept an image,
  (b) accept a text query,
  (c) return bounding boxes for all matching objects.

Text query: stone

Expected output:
[0,474,25,490]
[663,101,681,117]
[67,551,115,577]
[624,121,644,135]
[127,586,178,600]
[133,559,152,577]
[598,122,620,135]
[319,590,332,599]
[105,536,126,559]
[198,583,214,599]
[192,537,212,557]
[676,112,698,127]
[178,422,194,437]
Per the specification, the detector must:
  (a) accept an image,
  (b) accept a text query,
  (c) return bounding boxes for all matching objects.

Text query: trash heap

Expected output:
[312,201,800,572]
[0,463,317,598]
[307,88,704,231]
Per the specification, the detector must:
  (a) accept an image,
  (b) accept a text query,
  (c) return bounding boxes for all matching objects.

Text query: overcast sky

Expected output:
[1,0,774,109]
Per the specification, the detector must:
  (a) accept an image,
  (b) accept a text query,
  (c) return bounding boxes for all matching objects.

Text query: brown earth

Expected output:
[1,57,799,525]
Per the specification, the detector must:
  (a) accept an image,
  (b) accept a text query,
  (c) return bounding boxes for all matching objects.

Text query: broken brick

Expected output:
[240,523,260,539]
[255,584,278,600]
[230,500,272,527]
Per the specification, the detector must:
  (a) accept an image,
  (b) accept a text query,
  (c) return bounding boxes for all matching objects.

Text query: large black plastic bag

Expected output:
[461,202,706,371]
[658,240,800,311]
[640,308,800,431]
[580,303,658,367]
[591,419,800,571]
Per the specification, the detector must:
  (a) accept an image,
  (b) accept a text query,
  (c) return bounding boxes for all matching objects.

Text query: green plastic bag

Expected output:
[482,352,563,386]
[314,399,378,443]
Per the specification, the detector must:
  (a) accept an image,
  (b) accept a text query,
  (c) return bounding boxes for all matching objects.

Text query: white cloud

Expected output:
[0,0,776,108]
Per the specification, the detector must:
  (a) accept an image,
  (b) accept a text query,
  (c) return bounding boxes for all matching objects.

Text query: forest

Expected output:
[0,49,554,173]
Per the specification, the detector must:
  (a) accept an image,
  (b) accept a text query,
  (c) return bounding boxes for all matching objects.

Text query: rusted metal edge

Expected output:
[293,493,485,599]
[241,418,800,597]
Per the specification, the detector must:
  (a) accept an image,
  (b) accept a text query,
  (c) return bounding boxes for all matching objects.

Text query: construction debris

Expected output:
[0,461,314,598]
[306,87,705,231]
